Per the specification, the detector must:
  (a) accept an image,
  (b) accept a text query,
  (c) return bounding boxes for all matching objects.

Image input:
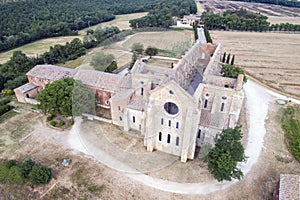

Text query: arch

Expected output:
[176,136,180,146]
[167,134,171,144]
[204,99,208,108]
[159,132,162,141]
[221,103,225,112]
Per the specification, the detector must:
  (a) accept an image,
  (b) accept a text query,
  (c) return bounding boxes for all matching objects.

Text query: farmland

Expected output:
[211,30,300,97]
[201,0,300,25]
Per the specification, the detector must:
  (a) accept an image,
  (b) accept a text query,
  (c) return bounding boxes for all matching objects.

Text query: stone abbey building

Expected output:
[14,40,244,162]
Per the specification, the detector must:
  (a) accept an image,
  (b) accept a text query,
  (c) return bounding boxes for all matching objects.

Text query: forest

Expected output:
[129,0,197,28]
[203,8,300,32]
[0,0,158,52]
[231,0,300,8]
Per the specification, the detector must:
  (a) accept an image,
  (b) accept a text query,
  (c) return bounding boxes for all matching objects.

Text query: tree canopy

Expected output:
[0,0,157,51]
[145,46,158,57]
[36,78,95,116]
[221,64,247,82]
[90,51,118,72]
[207,126,246,182]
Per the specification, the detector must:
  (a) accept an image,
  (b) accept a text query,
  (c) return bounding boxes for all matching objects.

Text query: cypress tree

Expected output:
[193,22,198,41]
[204,26,213,43]
[222,52,226,63]
[226,53,231,64]
[231,55,235,65]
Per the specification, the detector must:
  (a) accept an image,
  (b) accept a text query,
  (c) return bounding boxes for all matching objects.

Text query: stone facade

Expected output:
[14,40,244,163]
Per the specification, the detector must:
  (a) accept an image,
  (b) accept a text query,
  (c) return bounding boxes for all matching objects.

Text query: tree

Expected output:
[207,126,246,182]
[37,78,95,117]
[226,53,231,64]
[131,43,144,55]
[37,78,75,116]
[29,166,51,185]
[221,64,247,82]
[231,55,235,65]
[90,51,116,72]
[129,51,138,70]
[145,46,158,58]
[192,22,199,41]
[20,159,36,178]
[204,26,213,43]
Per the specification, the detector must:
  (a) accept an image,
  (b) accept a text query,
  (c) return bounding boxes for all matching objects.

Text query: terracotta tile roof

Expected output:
[279,174,300,200]
[14,82,38,93]
[199,110,229,130]
[127,95,145,111]
[27,65,77,81]
[74,69,122,92]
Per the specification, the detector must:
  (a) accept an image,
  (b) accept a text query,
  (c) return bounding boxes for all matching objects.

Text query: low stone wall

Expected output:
[82,113,112,123]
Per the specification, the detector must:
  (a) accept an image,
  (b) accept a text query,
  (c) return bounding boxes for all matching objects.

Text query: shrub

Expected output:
[0,104,12,116]
[3,89,14,96]
[20,159,35,178]
[57,121,65,127]
[50,120,56,126]
[66,119,73,126]
[0,98,10,105]
[29,166,51,185]
[46,115,53,121]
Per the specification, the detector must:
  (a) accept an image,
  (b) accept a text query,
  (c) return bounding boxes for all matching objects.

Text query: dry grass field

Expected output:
[268,16,300,24]
[211,30,300,97]
[0,36,81,64]
[63,30,193,69]
[120,30,193,53]
[79,12,148,35]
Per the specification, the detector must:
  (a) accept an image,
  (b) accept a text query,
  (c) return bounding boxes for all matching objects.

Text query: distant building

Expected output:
[273,174,300,200]
[182,14,202,25]
[14,40,244,163]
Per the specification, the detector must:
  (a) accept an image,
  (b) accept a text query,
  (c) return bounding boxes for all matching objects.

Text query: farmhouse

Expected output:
[14,38,244,162]
[181,14,202,25]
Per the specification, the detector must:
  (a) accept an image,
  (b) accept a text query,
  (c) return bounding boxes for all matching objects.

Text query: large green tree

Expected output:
[207,126,246,182]
[145,46,158,58]
[221,64,247,82]
[90,51,117,72]
[36,78,94,116]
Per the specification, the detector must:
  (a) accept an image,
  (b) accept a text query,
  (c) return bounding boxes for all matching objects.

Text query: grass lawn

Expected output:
[0,110,18,124]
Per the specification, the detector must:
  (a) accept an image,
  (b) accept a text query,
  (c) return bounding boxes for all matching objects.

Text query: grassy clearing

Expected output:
[196,1,205,14]
[61,56,86,69]
[78,12,148,35]
[0,36,81,64]
[0,110,18,124]
[282,105,300,160]
[71,166,103,193]
[267,16,300,24]
[120,30,193,53]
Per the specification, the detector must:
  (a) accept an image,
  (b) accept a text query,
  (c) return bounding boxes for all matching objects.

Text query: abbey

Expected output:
[14,39,244,163]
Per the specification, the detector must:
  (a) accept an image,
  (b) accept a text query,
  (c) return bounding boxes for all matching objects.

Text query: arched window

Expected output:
[198,129,201,139]
[204,99,208,108]
[176,122,179,129]
[133,116,135,123]
[168,120,171,127]
[176,136,179,146]
[141,88,144,96]
[159,132,162,141]
[221,103,225,112]
[167,134,171,144]
[161,118,164,125]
